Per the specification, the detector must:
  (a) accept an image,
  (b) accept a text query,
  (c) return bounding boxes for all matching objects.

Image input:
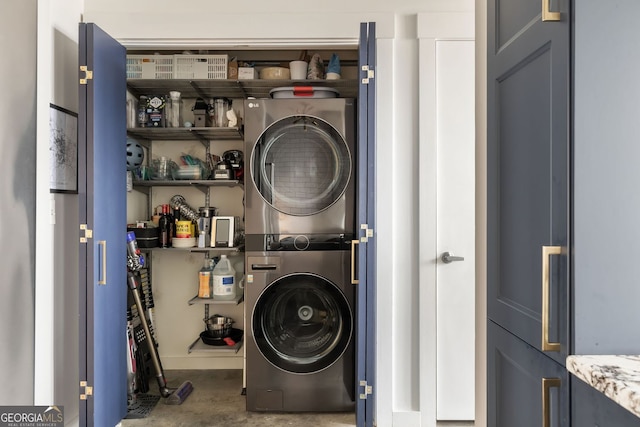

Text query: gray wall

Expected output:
[0,0,37,404]
[573,0,640,353]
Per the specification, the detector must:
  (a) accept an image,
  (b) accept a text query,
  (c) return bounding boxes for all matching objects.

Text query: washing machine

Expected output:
[245,235,355,412]
[244,98,356,236]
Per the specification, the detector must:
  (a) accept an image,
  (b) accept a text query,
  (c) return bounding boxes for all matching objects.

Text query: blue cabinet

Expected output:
[488,321,569,427]
[488,0,640,425]
[486,0,570,365]
[571,378,640,427]
[487,0,570,423]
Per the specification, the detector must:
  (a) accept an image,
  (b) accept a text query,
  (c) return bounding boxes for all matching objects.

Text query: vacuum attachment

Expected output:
[164,381,194,405]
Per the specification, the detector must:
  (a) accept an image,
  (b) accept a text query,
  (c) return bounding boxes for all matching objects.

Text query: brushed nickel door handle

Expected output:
[441,251,464,264]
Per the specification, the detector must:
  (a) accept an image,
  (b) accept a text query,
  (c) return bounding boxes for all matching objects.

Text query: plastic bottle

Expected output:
[137,95,148,127]
[198,258,214,298]
[166,91,182,128]
[165,204,174,245]
[212,255,236,300]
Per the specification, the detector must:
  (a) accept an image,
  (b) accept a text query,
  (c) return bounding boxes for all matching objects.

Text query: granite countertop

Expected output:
[567,355,640,418]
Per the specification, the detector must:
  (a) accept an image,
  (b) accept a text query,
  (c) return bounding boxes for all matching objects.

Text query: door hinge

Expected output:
[80,381,93,400]
[80,224,93,243]
[80,65,93,84]
[360,224,374,242]
[359,380,373,399]
[361,65,375,84]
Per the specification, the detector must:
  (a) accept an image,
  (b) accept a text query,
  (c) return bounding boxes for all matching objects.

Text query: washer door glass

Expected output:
[251,115,352,216]
[253,273,352,374]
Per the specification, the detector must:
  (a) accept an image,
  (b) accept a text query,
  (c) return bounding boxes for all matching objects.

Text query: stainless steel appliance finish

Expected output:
[245,250,355,412]
[244,98,356,235]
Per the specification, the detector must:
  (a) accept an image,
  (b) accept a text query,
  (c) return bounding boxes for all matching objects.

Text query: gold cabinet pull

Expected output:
[542,0,561,21]
[351,240,359,285]
[98,240,107,285]
[542,377,561,427]
[542,246,562,351]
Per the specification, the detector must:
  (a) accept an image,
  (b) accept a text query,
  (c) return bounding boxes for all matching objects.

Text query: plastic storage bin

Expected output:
[126,55,174,79]
[173,54,229,79]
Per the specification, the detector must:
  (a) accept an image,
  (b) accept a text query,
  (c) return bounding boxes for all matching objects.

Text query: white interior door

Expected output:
[436,39,475,420]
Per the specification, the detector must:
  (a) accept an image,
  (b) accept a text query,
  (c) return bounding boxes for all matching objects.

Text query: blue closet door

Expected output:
[78,22,127,427]
[356,21,377,427]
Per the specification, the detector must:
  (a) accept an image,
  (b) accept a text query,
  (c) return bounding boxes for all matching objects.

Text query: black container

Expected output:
[127,227,159,248]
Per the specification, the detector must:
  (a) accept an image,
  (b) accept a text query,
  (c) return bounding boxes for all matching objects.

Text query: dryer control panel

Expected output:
[245,233,353,251]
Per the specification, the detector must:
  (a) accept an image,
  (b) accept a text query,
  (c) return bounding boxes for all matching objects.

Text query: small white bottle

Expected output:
[212,255,236,300]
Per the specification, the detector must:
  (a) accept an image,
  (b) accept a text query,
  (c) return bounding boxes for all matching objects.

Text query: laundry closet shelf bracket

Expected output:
[127,78,359,99]
[189,80,209,100]
[188,129,210,147]
[140,245,243,253]
[187,337,243,354]
[188,290,244,306]
[127,127,243,141]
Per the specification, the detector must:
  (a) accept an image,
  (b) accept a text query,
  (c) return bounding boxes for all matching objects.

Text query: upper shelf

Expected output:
[126,78,359,99]
[127,127,243,141]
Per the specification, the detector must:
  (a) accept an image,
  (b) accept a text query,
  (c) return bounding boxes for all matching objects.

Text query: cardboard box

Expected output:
[238,67,258,80]
[228,59,238,80]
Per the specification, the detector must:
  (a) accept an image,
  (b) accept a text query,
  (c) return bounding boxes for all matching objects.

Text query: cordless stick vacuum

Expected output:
[126,232,194,404]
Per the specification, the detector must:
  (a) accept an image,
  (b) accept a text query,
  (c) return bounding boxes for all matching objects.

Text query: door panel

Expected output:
[356,21,376,427]
[436,40,475,420]
[488,321,569,427]
[495,0,541,49]
[487,0,569,364]
[79,23,127,427]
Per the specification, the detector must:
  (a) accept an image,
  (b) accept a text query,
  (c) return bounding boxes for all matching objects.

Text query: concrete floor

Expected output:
[119,369,355,427]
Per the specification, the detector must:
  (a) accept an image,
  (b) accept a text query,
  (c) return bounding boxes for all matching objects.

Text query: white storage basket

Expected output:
[126,55,174,79]
[173,54,229,79]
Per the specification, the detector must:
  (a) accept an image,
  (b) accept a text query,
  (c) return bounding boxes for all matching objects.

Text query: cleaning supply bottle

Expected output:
[212,255,236,300]
[198,258,214,298]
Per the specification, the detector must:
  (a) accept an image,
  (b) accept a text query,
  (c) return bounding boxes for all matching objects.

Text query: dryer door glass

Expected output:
[253,273,353,374]
[251,115,352,216]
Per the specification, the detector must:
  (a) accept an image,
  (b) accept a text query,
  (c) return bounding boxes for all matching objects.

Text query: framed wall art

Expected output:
[49,103,78,193]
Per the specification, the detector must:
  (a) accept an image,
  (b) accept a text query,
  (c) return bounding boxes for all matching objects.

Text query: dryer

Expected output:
[245,235,355,412]
[244,98,356,236]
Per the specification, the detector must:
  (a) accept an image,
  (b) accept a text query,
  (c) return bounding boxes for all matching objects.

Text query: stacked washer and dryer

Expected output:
[243,97,357,412]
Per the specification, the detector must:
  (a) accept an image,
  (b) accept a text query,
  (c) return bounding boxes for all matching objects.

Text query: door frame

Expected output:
[109,29,387,425]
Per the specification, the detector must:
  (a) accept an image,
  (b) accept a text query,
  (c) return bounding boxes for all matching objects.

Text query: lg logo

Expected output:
[248,102,260,108]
